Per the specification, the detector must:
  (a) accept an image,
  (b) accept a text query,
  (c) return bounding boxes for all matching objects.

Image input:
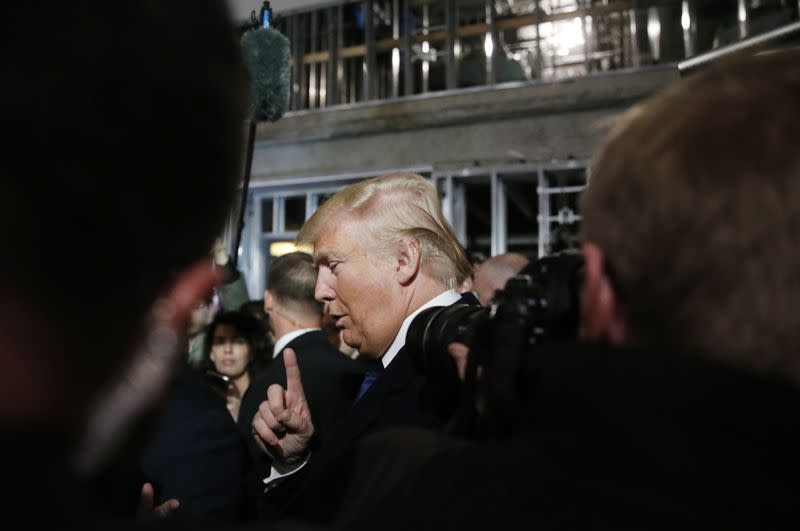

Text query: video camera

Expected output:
[407,252,584,436]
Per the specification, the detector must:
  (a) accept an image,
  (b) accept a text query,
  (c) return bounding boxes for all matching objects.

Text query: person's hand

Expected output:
[448,341,487,414]
[136,482,180,521]
[252,348,314,471]
[448,341,470,381]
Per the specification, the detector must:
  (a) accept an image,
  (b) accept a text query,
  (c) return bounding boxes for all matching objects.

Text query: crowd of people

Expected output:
[4,1,800,530]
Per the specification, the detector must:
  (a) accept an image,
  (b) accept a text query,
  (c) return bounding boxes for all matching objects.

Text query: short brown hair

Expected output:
[298,172,471,290]
[267,252,322,316]
[580,49,800,382]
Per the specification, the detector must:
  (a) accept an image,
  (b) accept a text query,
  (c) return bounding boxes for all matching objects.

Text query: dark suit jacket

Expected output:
[139,364,247,523]
[326,291,479,455]
[324,343,441,457]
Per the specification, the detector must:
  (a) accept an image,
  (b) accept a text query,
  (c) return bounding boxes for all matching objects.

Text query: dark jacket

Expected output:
[303,341,800,530]
[325,343,441,457]
[139,364,247,523]
[326,291,479,456]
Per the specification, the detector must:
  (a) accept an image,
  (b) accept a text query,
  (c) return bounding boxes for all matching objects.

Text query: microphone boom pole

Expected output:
[231,120,257,268]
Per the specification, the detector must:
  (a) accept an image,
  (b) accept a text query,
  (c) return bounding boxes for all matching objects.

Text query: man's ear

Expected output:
[395,238,421,285]
[264,290,275,313]
[74,260,218,475]
[580,242,627,345]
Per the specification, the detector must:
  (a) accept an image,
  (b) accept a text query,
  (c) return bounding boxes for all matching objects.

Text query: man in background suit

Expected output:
[250,172,477,504]
[240,252,364,517]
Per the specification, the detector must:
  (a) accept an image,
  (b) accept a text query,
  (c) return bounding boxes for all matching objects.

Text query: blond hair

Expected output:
[580,49,800,382]
[298,172,471,289]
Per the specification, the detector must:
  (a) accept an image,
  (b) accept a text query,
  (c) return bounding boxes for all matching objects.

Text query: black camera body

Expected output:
[407,252,584,434]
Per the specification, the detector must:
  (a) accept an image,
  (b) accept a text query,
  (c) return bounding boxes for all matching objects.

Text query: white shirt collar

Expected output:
[381,289,461,369]
[273,328,320,359]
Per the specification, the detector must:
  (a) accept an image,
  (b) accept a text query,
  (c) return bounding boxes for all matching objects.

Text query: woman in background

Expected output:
[203,311,260,421]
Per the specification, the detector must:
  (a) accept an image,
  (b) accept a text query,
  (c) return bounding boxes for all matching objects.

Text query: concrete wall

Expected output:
[249,65,679,182]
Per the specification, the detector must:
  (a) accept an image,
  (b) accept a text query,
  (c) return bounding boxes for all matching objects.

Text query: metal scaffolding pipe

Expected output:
[678,20,800,73]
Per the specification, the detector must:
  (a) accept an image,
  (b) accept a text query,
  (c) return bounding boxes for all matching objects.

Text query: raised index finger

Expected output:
[283,348,305,399]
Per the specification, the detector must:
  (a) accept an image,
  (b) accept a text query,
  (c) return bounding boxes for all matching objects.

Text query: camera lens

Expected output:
[407,304,487,379]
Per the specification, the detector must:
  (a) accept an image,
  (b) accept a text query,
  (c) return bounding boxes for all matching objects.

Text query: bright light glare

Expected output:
[484,33,494,57]
[681,1,690,31]
[552,18,584,57]
[270,242,313,257]
[518,24,538,40]
[647,12,661,42]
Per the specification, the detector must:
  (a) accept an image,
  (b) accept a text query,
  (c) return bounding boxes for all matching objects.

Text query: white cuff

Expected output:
[262,454,311,493]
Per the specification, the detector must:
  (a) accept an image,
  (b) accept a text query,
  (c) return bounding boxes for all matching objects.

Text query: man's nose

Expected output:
[315,269,336,303]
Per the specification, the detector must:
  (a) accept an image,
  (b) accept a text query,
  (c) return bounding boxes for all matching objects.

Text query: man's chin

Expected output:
[341,331,384,359]
[341,333,363,353]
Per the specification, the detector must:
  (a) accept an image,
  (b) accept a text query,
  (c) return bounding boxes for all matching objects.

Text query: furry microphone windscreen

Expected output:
[241,27,290,122]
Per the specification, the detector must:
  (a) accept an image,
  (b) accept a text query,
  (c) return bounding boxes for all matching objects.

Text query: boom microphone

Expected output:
[232,25,291,266]
[241,26,290,122]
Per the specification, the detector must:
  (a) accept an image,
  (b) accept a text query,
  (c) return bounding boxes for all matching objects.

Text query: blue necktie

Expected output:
[356,362,383,401]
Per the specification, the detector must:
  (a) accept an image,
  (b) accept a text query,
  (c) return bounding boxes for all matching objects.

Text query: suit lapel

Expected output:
[332,347,415,450]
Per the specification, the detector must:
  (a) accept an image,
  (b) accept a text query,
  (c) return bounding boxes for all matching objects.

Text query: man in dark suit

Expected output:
[240,252,365,517]
[275,50,800,530]
[250,173,476,497]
